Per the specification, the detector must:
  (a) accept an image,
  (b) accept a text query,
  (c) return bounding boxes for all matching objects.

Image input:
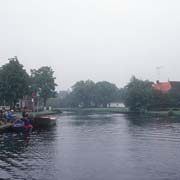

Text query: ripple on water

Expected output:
[1,114,180,180]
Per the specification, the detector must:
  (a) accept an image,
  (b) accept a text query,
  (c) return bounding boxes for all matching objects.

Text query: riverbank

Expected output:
[14,109,62,118]
[145,110,180,117]
[55,107,129,114]
[55,107,180,118]
[29,109,62,117]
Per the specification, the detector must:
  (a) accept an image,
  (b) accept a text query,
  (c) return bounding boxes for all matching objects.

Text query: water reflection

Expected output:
[70,114,118,127]
[0,124,57,180]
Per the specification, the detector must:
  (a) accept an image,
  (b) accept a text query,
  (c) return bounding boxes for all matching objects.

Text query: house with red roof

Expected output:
[152,81,180,94]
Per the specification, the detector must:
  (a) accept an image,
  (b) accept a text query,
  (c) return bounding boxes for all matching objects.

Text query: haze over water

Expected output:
[1,113,180,180]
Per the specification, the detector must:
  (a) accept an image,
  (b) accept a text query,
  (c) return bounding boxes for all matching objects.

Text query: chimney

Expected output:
[156,80,160,84]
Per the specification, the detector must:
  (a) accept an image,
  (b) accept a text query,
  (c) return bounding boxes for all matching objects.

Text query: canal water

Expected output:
[1,113,180,180]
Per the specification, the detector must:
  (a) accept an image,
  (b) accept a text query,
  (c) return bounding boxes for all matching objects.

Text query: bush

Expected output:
[168,110,174,116]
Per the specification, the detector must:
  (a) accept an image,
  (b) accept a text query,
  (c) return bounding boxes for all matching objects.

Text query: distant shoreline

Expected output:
[55,107,180,118]
[55,107,128,114]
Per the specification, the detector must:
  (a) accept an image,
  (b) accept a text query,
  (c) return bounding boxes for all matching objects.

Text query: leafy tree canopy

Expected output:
[30,66,57,106]
[94,81,118,107]
[71,80,96,107]
[124,76,153,112]
[0,57,29,106]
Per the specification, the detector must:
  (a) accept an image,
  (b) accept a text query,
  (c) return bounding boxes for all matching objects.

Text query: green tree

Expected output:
[71,80,96,107]
[116,88,127,102]
[0,57,29,106]
[151,90,180,110]
[30,66,57,107]
[124,76,153,112]
[47,91,71,108]
[94,81,118,107]
[58,80,118,108]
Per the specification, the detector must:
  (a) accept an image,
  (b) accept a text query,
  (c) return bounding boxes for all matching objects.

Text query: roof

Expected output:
[152,82,172,93]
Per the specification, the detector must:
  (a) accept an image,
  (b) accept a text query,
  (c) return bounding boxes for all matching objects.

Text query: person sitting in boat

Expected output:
[22,107,28,118]
[13,118,24,128]
[22,112,33,129]
[4,110,15,122]
[3,110,10,122]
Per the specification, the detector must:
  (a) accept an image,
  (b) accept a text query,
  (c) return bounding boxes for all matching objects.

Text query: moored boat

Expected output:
[32,116,57,127]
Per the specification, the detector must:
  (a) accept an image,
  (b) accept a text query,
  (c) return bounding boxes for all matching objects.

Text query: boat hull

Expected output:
[32,116,57,127]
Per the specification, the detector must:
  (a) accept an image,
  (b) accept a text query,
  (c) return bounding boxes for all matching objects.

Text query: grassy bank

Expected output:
[30,110,62,117]
[55,107,129,114]
[15,109,62,118]
[54,107,180,118]
[145,110,180,117]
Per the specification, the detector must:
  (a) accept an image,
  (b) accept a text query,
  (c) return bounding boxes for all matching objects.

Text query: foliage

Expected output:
[116,88,126,102]
[70,80,119,108]
[123,77,180,111]
[47,91,71,108]
[30,66,57,106]
[124,76,153,112]
[94,81,118,107]
[71,80,96,107]
[151,91,170,109]
[151,90,180,110]
[3,56,180,112]
[168,110,174,116]
[48,80,120,108]
[0,57,29,106]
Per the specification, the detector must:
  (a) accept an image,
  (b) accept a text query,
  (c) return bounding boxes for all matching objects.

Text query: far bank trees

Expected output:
[124,76,153,111]
[71,80,96,107]
[49,80,119,108]
[94,81,118,107]
[124,76,180,112]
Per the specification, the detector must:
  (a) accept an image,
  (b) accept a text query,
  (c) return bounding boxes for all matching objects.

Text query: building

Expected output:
[16,96,33,110]
[107,102,125,108]
[152,81,180,93]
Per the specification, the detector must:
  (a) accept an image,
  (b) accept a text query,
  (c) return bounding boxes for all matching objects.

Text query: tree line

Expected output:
[48,76,180,112]
[124,76,180,112]
[3,57,177,111]
[0,57,57,107]
[48,80,125,108]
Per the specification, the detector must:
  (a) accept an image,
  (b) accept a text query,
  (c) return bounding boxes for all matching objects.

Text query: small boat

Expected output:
[32,116,57,127]
[12,120,33,133]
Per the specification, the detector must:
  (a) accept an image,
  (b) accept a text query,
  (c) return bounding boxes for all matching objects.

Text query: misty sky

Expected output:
[0,0,180,90]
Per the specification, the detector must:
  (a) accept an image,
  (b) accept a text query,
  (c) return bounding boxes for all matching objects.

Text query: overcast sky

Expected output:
[0,0,180,90]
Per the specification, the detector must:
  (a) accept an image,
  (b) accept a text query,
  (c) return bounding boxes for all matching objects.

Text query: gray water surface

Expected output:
[1,113,180,180]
